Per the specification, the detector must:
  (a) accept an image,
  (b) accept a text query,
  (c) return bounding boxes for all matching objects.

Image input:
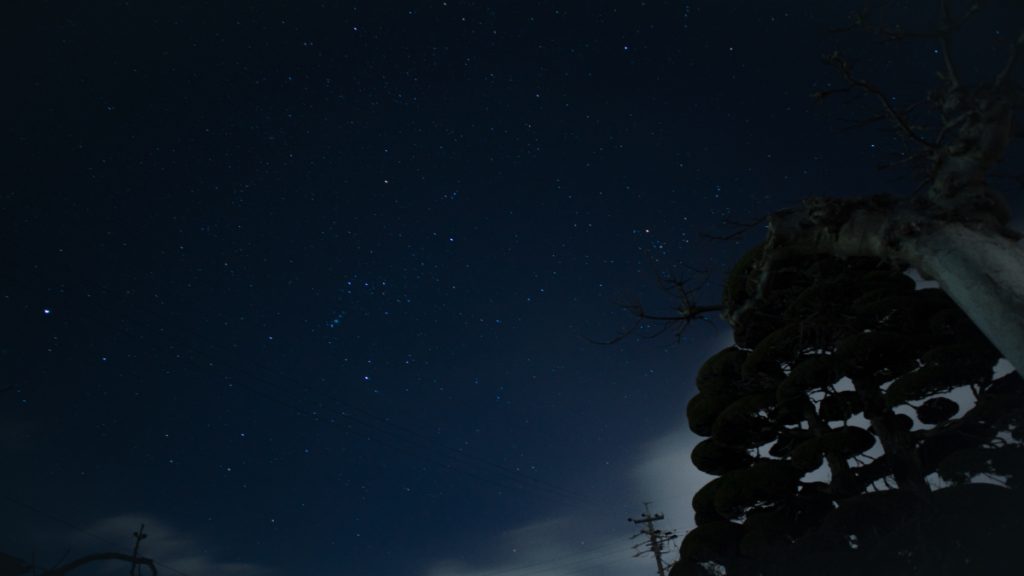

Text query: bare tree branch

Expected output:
[700,215,767,242]
[938,0,962,88]
[838,0,982,43]
[824,52,937,149]
[995,29,1024,89]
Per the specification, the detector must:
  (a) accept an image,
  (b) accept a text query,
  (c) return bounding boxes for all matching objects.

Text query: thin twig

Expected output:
[939,0,961,89]
[826,52,937,149]
[995,29,1024,89]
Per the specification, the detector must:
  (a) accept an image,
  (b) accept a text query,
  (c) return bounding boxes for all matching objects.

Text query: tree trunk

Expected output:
[803,404,857,498]
[729,74,1023,371]
[732,199,1024,372]
[854,379,931,500]
[900,223,1024,372]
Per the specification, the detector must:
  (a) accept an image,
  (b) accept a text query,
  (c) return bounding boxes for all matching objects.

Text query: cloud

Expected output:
[423,525,645,576]
[630,428,715,537]
[68,515,272,576]
[421,331,725,576]
[423,426,712,576]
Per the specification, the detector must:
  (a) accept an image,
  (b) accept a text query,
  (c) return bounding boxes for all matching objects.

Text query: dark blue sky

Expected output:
[5,2,1017,575]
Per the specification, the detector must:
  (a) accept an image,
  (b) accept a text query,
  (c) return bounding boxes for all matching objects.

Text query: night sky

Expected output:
[5,2,1020,575]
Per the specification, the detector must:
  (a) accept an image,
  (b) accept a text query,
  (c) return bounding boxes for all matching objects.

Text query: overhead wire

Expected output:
[0,495,194,576]
[4,265,687,576]
[2,490,651,576]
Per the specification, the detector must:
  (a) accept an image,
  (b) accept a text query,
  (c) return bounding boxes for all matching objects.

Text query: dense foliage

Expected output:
[673,251,1024,575]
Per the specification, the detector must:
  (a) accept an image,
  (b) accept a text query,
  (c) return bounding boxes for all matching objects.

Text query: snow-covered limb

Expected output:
[901,222,1024,372]
[728,196,1024,371]
[725,25,1024,370]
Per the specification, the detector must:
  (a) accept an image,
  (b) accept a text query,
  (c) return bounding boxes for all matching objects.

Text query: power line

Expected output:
[3,268,651,576]
[0,495,194,576]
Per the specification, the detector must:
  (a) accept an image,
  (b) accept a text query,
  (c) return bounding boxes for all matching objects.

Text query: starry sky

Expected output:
[5,2,1020,575]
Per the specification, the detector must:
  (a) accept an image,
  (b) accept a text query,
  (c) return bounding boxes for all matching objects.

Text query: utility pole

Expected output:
[129,524,147,576]
[628,503,678,576]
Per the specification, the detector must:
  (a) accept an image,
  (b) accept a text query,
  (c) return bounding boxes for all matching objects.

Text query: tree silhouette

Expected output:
[640,2,1024,367]
[675,252,1024,575]
[665,2,1024,574]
